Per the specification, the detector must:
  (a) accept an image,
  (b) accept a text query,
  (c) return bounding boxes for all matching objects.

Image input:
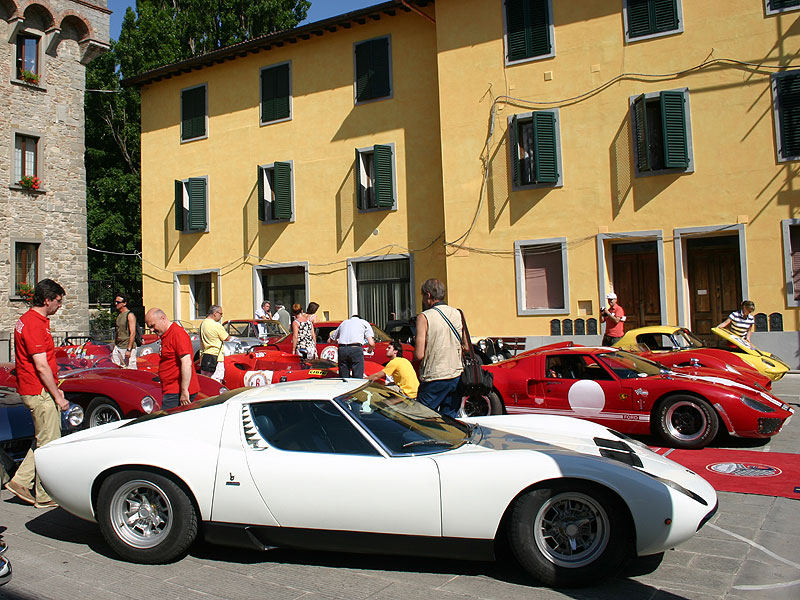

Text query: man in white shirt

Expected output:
[255,301,271,336]
[329,315,375,378]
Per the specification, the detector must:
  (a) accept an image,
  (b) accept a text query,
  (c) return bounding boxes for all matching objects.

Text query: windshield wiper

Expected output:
[401,439,454,449]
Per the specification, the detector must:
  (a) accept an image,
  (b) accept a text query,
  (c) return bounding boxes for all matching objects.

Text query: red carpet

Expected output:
[649,447,800,499]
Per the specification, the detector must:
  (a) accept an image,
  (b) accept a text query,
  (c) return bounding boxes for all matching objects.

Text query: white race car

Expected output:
[35,380,717,588]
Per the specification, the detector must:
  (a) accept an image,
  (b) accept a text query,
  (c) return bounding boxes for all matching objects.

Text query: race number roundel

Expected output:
[567,380,606,416]
[243,370,274,387]
[320,346,338,362]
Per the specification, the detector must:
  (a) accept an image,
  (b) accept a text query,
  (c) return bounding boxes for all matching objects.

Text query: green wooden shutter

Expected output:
[627,0,653,38]
[509,116,521,187]
[528,0,551,57]
[532,111,558,184]
[355,39,390,102]
[505,0,527,62]
[181,86,206,140]
[257,166,266,222]
[187,177,207,231]
[660,91,689,168]
[373,145,394,208]
[633,94,650,172]
[778,73,800,159]
[770,0,800,10]
[653,0,678,33]
[174,180,185,231]
[261,64,290,123]
[355,41,371,101]
[273,162,292,219]
[506,0,550,61]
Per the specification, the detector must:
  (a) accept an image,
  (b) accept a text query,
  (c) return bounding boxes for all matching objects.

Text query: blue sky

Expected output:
[108,1,380,41]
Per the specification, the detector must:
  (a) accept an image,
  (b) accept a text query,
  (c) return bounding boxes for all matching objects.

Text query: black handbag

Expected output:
[431,307,493,392]
[200,352,218,372]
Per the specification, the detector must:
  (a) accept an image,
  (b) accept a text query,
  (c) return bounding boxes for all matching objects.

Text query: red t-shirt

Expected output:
[604,304,626,338]
[159,323,200,395]
[14,309,58,396]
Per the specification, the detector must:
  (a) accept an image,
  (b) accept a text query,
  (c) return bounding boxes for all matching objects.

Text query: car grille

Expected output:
[758,418,783,435]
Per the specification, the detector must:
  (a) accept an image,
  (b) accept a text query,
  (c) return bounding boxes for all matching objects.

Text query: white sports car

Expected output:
[35,380,717,588]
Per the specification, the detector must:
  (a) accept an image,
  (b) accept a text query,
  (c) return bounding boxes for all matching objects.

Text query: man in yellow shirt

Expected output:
[367,341,419,399]
[200,305,230,382]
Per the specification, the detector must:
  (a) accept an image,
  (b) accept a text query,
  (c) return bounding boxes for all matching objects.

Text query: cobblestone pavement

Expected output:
[0,377,798,600]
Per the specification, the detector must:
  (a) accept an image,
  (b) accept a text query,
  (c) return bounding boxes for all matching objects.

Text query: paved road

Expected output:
[1,377,798,600]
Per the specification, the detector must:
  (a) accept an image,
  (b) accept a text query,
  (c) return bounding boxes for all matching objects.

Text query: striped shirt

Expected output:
[726,310,754,337]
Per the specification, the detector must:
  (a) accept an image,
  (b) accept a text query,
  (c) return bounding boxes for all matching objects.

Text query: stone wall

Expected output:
[0,0,109,338]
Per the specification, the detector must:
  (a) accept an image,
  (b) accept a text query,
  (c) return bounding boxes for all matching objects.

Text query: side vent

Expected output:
[242,405,269,450]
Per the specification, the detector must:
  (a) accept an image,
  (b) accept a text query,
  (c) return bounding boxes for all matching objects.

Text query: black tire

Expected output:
[0,449,16,484]
[459,390,503,417]
[86,397,123,428]
[97,470,197,564]
[507,482,631,588]
[654,394,719,449]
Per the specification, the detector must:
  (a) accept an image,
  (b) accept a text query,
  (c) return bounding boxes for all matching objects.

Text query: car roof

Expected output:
[230,378,366,403]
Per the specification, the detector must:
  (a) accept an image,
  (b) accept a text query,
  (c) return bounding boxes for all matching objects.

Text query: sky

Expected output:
[108,0,381,41]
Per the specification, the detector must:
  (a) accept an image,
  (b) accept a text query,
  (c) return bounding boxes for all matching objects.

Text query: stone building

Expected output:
[0,0,109,344]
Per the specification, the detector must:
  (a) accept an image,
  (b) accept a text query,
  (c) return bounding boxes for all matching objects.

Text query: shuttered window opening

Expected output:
[775,72,800,161]
[509,109,561,188]
[626,0,680,40]
[355,37,391,103]
[790,225,800,301]
[357,144,396,210]
[261,63,291,124]
[505,0,553,63]
[174,177,208,232]
[768,0,800,14]
[181,85,207,141]
[631,90,690,174]
[258,162,293,222]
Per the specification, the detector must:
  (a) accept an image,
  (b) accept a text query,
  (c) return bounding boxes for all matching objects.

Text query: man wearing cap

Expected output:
[601,292,626,346]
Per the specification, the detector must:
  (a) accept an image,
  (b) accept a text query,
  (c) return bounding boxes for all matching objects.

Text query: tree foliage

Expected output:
[86,0,311,285]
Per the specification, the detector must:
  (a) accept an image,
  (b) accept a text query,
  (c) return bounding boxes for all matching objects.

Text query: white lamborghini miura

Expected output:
[35,380,717,588]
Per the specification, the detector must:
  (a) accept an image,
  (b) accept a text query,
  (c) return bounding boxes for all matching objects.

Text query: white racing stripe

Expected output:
[506,406,650,422]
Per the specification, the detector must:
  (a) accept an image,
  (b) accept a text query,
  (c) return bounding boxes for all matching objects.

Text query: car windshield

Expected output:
[334,383,470,454]
[674,329,705,349]
[369,325,392,342]
[596,350,664,378]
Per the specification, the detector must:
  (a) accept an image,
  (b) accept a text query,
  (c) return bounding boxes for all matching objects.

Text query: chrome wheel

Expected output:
[459,394,490,417]
[533,492,610,568]
[665,400,707,443]
[89,404,122,427]
[109,480,173,549]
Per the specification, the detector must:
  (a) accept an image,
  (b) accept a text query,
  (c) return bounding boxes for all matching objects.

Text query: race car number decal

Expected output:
[567,380,605,416]
[320,346,338,362]
[243,370,274,387]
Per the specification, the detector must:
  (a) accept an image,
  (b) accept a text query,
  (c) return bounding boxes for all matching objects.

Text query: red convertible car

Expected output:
[0,363,225,428]
[483,346,794,449]
[270,321,415,368]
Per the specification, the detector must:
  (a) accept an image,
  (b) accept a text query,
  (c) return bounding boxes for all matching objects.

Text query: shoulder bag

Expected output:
[430,307,493,392]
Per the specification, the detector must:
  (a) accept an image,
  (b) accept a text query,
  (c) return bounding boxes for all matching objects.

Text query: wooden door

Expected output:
[687,238,741,341]
[612,244,661,331]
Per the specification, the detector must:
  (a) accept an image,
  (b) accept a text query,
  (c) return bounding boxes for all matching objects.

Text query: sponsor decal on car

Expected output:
[308,369,326,376]
[707,462,782,477]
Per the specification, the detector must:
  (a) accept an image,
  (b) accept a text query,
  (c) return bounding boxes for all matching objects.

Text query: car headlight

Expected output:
[62,403,84,428]
[218,386,228,393]
[761,357,776,368]
[740,395,775,413]
[490,355,500,363]
[141,395,155,414]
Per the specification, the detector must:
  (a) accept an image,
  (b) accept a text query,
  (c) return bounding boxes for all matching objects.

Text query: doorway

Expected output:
[611,242,661,331]
[259,266,307,314]
[686,236,741,340]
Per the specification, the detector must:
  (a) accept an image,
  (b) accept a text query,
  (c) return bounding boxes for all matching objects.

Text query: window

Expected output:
[514,238,569,315]
[504,0,554,64]
[16,34,39,80]
[782,219,800,307]
[260,62,291,124]
[14,134,38,182]
[181,84,207,141]
[258,162,293,222]
[357,144,396,210]
[630,89,692,175]
[14,242,39,294]
[354,36,391,103]
[624,0,682,42]
[766,0,800,15]
[258,265,307,312]
[509,109,562,189]
[174,177,208,232]
[190,273,214,319]
[772,71,800,162]
[354,257,412,330]
[250,401,379,455]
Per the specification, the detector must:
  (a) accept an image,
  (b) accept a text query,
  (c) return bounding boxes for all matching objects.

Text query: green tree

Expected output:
[85,0,310,292]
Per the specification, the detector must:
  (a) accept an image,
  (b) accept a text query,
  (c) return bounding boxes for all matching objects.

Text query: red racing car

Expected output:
[483,346,794,449]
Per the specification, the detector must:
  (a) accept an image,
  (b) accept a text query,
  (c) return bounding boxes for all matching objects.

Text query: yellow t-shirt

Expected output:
[383,357,419,399]
[200,318,228,359]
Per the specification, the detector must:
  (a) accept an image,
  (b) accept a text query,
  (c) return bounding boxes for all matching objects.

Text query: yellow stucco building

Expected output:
[126,0,800,363]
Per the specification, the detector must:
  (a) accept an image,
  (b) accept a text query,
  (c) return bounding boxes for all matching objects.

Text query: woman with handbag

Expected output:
[199,305,231,382]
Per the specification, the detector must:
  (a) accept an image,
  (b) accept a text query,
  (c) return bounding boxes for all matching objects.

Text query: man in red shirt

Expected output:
[144,308,199,409]
[601,292,626,346]
[6,279,69,508]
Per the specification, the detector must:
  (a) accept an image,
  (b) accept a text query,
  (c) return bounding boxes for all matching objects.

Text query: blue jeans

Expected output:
[417,377,461,417]
[162,392,197,410]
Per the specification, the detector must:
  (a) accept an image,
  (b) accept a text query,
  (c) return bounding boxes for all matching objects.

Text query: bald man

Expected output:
[145,308,199,409]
